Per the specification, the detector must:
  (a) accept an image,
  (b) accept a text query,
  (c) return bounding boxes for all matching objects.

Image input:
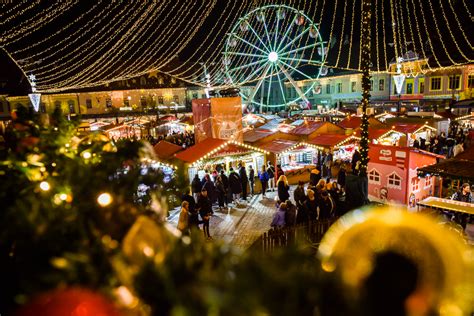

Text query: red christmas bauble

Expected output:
[15,288,123,316]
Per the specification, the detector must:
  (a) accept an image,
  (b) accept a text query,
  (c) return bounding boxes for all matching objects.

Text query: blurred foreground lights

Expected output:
[115,286,138,308]
[97,192,113,207]
[59,193,68,201]
[143,246,154,257]
[82,151,92,159]
[39,181,50,191]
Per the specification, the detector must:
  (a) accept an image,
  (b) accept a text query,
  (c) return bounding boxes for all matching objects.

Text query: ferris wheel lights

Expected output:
[277,9,286,20]
[268,52,278,62]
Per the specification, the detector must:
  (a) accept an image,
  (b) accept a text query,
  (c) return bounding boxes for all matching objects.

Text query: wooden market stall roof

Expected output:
[259,139,299,154]
[174,137,268,164]
[417,146,474,181]
[338,116,385,129]
[153,141,183,160]
[354,128,392,140]
[307,134,360,148]
[288,121,344,136]
[243,129,276,143]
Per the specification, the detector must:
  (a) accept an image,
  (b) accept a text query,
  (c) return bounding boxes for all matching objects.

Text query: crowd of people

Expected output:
[413,125,471,158]
[145,130,195,148]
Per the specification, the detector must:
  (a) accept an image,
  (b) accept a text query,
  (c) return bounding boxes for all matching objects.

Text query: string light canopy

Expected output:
[0,0,471,93]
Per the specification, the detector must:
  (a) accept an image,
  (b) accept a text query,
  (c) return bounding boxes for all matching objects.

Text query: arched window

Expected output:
[387,172,402,190]
[368,169,381,185]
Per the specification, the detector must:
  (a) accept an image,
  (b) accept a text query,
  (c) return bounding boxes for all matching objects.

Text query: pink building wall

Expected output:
[367,145,438,207]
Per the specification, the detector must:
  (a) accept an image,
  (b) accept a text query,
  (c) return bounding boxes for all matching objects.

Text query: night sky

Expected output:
[0,0,472,94]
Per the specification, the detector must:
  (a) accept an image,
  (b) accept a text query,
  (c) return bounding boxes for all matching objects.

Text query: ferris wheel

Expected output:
[223,4,327,112]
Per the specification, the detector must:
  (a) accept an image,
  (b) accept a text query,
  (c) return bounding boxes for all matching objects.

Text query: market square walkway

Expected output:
[168,188,289,249]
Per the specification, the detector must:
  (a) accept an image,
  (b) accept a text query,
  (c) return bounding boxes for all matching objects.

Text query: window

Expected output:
[173,95,179,103]
[68,100,75,114]
[351,81,357,92]
[370,79,374,91]
[406,78,414,94]
[379,79,385,91]
[419,78,425,94]
[54,101,61,110]
[106,97,112,108]
[448,75,461,90]
[326,84,331,94]
[387,172,402,189]
[468,75,474,88]
[430,77,441,91]
[192,93,198,99]
[123,99,130,107]
[424,176,432,189]
[86,99,92,109]
[368,169,381,184]
[336,82,342,93]
[411,177,420,192]
[158,96,164,105]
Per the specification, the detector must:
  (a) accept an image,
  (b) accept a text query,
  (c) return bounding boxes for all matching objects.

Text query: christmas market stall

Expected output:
[259,139,323,183]
[417,145,474,198]
[307,134,361,162]
[367,144,443,209]
[376,123,437,147]
[174,137,268,182]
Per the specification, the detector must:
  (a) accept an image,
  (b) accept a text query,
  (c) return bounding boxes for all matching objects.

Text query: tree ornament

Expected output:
[122,216,177,266]
[318,206,473,316]
[15,288,123,316]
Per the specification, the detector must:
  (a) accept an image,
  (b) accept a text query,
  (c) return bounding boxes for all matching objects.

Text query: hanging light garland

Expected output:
[359,0,371,177]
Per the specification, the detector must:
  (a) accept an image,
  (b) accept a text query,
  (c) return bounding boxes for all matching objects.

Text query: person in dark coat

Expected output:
[248,165,255,195]
[293,181,307,224]
[310,166,321,186]
[319,190,335,220]
[285,200,297,227]
[191,174,202,202]
[220,170,229,206]
[337,165,346,188]
[239,164,249,201]
[215,176,226,210]
[267,162,275,192]
[277,175,290,202]
[196,189,213,240]
[202,174,216,204]
[305,189,319,221]
[182,189,198,229]
[351,149,361,174]
[228,167,242,202]
[258,166,269,197]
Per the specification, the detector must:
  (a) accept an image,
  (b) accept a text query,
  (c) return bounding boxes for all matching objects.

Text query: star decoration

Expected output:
[29,74,37,82]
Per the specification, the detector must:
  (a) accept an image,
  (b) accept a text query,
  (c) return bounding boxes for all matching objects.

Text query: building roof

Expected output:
[338,116,362,129]
[259,139,299,154]
[354,128,393,140]
[174,138,227,163]
[258,118,285,131]
[288,121,325,135]
[418,160,474,181]
[390,123,424,134]
[153,141,183,160]
[453,145,474,161]
[307,134,359,147]
[174,138,268,164]
[243,129,275,143]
